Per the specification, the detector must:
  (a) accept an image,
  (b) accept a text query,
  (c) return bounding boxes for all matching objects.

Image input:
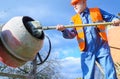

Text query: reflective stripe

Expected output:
[71,14,86,51]
[77,29,84,33]
[94,20,104,23]
[77,38,85,43]
[99,29,105,32]
[90,8,108,41]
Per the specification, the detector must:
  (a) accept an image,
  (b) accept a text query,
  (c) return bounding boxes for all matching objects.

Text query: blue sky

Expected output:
[0,0,119,79]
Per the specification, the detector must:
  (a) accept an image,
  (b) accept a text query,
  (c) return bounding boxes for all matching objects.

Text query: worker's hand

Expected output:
[112,19,120,26]
[56,24,66,31]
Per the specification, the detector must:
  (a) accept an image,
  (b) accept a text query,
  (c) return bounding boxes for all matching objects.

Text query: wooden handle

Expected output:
[29,21,113,30]
[41,22,113,30]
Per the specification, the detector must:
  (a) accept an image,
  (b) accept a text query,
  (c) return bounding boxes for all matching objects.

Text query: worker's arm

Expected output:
[100,9,120,26]
[56,24,77,39]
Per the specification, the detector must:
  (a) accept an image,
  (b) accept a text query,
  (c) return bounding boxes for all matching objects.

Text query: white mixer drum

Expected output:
[0,16,44,67]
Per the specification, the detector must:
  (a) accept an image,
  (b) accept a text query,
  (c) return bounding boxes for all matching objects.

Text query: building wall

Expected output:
[108,26,120,63]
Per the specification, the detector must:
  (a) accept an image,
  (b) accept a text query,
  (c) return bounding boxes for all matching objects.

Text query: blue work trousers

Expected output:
[80,27,117,79]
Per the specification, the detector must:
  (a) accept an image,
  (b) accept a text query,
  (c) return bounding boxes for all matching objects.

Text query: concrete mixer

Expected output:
[0,16,45,67]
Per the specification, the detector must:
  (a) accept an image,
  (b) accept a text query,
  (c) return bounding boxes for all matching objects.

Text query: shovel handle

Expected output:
[29,21,113,30]
[42,22,113,30]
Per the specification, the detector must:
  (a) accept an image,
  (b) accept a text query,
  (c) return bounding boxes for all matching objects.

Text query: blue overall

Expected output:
[62,8,118,79]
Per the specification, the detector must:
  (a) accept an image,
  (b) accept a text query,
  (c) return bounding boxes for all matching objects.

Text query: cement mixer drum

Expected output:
[1,16,44,63]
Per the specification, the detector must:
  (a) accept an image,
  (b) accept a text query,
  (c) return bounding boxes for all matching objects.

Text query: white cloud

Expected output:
[50,44,80,59]
[58,57,104,79]
[59,57,82,79]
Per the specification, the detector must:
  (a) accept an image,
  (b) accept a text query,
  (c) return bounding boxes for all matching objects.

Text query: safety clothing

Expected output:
[71,8,107,51]
[71,0,80,5]
[71,0,86,5]
[71,14,85,51]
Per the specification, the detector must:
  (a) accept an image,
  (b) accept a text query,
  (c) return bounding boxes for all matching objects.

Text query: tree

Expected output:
[0,55,61,79]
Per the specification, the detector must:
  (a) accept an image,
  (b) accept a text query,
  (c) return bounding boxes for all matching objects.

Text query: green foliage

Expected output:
[76,78,82,79]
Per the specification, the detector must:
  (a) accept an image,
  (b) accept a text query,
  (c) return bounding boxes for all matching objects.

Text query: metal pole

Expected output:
[29,21,113,30]
[0,72,31,79]
[29,57,37,79]
[95,61,104,75]
[43,22,113,30]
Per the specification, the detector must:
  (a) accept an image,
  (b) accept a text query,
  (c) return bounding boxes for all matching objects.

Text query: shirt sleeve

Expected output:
[100,9,119,22]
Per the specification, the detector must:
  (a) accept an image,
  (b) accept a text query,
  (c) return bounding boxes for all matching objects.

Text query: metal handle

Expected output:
[28,21,113,30]
[43,22,113,30]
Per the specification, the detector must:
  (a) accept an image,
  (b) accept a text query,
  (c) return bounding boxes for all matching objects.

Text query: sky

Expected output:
[0,0,120,79]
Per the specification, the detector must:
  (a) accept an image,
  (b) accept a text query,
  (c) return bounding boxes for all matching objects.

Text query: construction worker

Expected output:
[56,0,120,79]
